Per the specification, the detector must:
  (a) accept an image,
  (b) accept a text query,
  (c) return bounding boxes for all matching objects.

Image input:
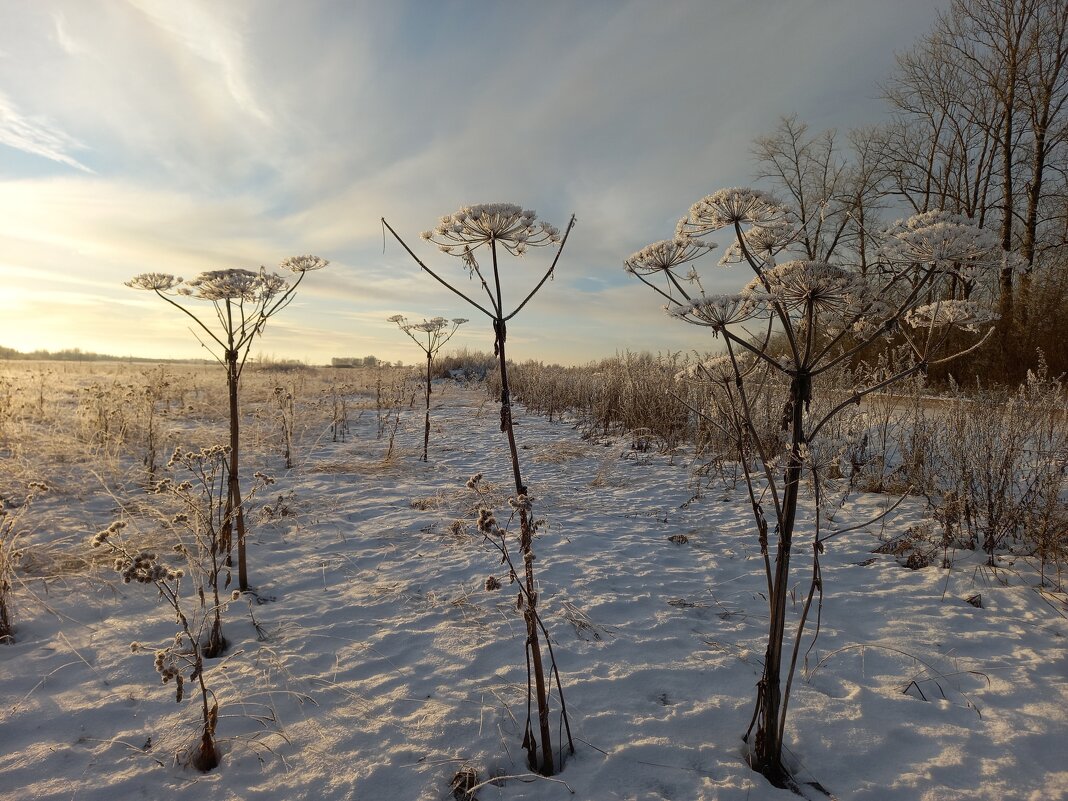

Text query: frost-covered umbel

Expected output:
[127,262,318,303]
[668,293,762,331]
[718,220,797,266]
[743,260,868,315]
[624,237,714,276]
[880,211,1004,274]
[626,184,1004,788]
[905,300,998,332]
[420,203,560,258]
[676,187,789,238]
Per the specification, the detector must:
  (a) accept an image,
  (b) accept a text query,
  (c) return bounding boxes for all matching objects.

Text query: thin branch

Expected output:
[381,218,497,319]
[505,214,577,321]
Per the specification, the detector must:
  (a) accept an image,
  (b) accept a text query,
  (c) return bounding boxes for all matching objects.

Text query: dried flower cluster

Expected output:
[624,238,714,276]
[420,203,560,259]
[676,187,789,237]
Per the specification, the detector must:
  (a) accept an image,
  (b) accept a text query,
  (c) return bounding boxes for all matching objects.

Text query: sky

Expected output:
[0,0,945,367]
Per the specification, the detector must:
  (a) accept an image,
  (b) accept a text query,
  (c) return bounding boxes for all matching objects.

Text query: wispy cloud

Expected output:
[0,91,93,172]
[125,0,270,125]
[0,0,943,363]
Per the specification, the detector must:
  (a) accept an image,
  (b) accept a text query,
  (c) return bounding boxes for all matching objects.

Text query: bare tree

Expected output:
[882,0,1068,335]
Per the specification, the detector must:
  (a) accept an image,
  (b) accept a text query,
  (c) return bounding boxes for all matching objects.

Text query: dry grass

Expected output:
[531,441,594,464]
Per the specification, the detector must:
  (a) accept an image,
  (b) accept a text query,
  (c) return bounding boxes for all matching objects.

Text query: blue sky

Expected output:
[0,0,943,365]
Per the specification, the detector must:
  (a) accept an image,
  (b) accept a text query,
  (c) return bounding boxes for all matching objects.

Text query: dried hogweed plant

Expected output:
[386,315,467,461]
[383,204,576,775]
[147,445,274,658]
[0,481,49,643]
[272,385,296,469]
[627,189,1003,789]
[126,255,328,592]
[466,473,574,769]
[90,516,239,772]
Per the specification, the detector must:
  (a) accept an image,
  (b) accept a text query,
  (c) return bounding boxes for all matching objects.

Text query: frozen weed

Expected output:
[385,202,577,775]
[0,480,49,643]
[126,256,328,591]
[388,314,467,461]
[90,518,239,772]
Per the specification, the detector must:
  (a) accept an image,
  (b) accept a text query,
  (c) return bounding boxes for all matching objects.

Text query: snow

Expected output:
[1,376,1066,801]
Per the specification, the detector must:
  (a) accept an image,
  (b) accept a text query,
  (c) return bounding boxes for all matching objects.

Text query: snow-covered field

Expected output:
[2,376,1066,801]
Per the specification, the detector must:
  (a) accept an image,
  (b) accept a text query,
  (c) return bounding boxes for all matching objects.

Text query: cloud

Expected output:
[125,0,269,125]
[0,0,943,363]
[0,91,93,172]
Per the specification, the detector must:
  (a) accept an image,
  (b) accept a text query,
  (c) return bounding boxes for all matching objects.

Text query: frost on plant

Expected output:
[0,481,49,643]
[90,509,244,772]
[126,255,328,592]
[628,186,1001,789]
[387,315,467,461]
[383,203,576,776]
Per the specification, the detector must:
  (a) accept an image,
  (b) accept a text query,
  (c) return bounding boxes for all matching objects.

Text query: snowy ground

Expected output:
[2,380,1066,801]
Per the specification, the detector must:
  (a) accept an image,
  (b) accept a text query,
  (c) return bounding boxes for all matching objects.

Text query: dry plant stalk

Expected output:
[387,315,467,461]
[126,255,328,592]
[0,481,49,643]
[383,204,576,776]
[90,519,242,771]
[628,189,1003,788]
